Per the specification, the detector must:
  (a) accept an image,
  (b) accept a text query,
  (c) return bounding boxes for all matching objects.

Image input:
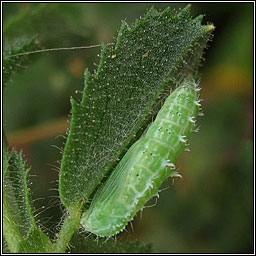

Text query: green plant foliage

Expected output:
[3,3,89,45]
[3,237,11,254]
[4,150,35,236]
[3,3,93,91]
[3,36,41,89]
[3,2,253,254]
[3,132,11,177]
[18,227,52,253]
[3,149,52,253]
[59,5,214,207]
[69,232,152,253]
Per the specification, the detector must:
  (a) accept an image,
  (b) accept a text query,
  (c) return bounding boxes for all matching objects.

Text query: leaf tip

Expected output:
[178,4,192,18]
[206,24,215,32]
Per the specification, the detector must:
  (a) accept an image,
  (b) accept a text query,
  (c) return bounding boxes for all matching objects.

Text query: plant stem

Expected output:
[52,202,82,253]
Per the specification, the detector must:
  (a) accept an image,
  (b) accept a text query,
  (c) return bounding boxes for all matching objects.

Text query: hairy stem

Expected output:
[52,202,83,253]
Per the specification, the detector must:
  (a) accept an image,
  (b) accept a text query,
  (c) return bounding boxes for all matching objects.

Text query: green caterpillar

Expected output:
[81,79,201,237]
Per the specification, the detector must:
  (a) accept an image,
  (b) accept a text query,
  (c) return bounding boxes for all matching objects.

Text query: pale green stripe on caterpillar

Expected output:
[81,79,201,237]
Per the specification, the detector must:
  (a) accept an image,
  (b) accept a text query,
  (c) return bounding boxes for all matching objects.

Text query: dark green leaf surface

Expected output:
[59,5,214,206]
[69,232,152,253]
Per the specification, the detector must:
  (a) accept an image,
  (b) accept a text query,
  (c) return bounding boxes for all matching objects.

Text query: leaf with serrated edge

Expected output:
[59,5,214,206]
[3,36,40,90]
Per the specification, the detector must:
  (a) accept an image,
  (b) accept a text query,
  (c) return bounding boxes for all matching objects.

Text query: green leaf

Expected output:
[18,226,52,253]
[59,5,214,206]
[4,150,35,236]
[3,193,23,253]
[69,232,152,253]
[3,149,52,253]
[3,36,41,89]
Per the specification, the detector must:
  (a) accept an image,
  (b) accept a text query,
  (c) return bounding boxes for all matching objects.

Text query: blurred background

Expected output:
[3,2,253,253]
